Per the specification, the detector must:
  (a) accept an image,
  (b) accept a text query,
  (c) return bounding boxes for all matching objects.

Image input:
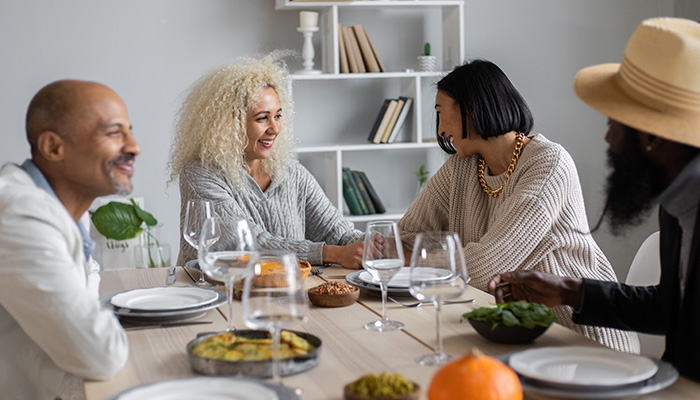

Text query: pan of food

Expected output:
[187,329,321,378]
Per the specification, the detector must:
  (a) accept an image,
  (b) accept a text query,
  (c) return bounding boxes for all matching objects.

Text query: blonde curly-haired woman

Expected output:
[169,53,364,268]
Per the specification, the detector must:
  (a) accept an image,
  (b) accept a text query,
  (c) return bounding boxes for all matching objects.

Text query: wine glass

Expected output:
[198,216,257,331]
[363,221,405,332]
[242,251,309,384]
[409,231,469,365]
[183,199,215,287]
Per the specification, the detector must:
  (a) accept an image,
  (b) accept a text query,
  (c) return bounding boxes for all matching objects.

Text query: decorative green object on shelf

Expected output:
[416,164,430,191]
[91,198,165,268]
[422,42,431,56]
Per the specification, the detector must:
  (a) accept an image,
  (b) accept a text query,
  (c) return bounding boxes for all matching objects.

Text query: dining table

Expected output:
[80,265,700,400]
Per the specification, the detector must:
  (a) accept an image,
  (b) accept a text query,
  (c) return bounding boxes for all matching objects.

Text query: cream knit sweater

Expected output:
[399,134,640,353]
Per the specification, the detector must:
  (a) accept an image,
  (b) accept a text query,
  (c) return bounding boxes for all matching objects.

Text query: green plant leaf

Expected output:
[130,198,158,226]
[91,201,144,240]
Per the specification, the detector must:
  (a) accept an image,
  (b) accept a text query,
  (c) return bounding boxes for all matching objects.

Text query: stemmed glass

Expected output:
[242,251,309,384]
[183,199,216,288]
[409,231,468,365]
[363,221,405,332]
[198,216,257,331]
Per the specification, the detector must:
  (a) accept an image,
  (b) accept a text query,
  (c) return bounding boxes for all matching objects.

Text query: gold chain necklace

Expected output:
[478,133,525,197]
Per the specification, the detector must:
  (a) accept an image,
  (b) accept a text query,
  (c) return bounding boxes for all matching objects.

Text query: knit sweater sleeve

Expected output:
[398,158,453,251]
[298,165,365,248]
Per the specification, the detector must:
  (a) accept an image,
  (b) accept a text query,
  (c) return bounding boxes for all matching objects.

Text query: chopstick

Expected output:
[123,321,213,331]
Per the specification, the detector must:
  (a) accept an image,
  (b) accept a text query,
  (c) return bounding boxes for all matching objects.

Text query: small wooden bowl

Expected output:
[343,382,420,400]
[308,284,359,308]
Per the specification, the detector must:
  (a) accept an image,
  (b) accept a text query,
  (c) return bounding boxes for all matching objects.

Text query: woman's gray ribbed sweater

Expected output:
[176,160,364,266]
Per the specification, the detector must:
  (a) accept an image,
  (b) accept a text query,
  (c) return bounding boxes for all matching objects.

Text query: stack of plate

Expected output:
[498,346,679,399]
[345,267,463,298]
[101,286,226,322]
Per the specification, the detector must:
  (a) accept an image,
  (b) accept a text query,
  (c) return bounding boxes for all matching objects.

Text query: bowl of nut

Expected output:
[308,281,359,308]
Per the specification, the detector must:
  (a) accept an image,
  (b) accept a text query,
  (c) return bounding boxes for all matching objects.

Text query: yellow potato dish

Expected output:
[192,331,314,361]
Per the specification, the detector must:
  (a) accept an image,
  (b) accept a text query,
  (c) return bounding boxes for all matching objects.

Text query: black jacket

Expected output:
[573,201,700,382]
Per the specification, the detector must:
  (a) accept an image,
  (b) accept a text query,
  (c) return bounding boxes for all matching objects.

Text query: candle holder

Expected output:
[297,26,322,75]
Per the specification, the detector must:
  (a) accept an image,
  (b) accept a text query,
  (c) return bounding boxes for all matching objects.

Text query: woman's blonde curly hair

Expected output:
[168,51,296,187]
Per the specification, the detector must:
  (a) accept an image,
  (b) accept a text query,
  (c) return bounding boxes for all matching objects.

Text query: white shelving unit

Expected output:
[275,0,464,223]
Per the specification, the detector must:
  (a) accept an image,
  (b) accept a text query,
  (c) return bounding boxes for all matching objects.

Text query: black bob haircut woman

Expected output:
[436,59,534,154]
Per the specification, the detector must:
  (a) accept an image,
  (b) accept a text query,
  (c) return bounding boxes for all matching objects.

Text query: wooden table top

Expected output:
[83,266,700,400]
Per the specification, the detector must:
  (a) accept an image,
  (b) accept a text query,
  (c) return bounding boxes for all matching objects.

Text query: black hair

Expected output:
[435,59,534,154]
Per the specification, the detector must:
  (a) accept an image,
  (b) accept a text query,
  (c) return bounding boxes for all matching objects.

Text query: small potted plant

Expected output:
[91,198,170,268]
[418,42,437,72]
[416,164,430,195]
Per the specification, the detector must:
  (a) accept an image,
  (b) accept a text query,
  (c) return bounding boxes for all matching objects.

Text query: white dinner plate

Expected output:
[359,267,453,288]
[110,377,280,400]
[110,287,219,311]
[509,346,658,388]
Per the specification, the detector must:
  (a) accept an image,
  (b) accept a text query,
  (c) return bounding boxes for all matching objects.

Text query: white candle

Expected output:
[299,11,318,28]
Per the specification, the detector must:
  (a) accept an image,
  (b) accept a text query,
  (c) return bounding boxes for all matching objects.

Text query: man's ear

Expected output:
[36,131,66,162]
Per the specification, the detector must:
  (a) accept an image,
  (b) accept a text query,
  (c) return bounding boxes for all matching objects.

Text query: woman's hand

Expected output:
[323,242,364,269]
[487,270,583,309]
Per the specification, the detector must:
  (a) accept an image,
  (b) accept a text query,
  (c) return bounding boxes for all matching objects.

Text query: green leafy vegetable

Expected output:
[462,301,554,330]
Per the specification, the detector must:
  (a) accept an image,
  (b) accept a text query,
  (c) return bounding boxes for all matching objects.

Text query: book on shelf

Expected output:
[356,171,386,214]
[341,168,365,215]
[343,26,365,73]
[379,97,405,143]
[385,96,413,143]
[352,170,376,215]
[367,99,392,143]
[352,24,381,73]
[360,24,385,72]
[342,26,361,73]
[338,24,349,74]
[372,99,399,144]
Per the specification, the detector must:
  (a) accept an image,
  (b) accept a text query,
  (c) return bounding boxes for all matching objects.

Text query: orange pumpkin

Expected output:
[428,349,522,400]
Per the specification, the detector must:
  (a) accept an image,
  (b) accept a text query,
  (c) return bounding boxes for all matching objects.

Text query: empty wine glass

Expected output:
[198,216,257,331]
[363,221,405,332]
[242,251,309,384]
[183,199,215,287]
[409,231,469,365]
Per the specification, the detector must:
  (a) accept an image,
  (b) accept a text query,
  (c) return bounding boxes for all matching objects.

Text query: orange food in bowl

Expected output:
[252,260,311,287]
[427,349,522,400]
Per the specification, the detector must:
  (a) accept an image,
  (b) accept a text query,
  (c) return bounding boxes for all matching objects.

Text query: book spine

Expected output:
[341,168,364,215]
[380,98,404,143]
[352,25,380,73]
[367,99,391,143]
[362,25,385,72]
[373,99,398,144]
[338,23,349,74]
[343,27,360,73]
[343,168,369,214]
[344,26,365,73]
[357,171,385,214]
[352,170,376,214]
[387,97,413,143]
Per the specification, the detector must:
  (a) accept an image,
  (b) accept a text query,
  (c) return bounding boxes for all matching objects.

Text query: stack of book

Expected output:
[338,24,385,74]
[367,96,413,144]
[342,168,386,216]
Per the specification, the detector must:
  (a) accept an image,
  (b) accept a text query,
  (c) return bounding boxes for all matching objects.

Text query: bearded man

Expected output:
[488,17,700,382]
[0,80,138,398]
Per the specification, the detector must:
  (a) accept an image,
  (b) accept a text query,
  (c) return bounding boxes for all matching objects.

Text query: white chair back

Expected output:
[625,231,664,358]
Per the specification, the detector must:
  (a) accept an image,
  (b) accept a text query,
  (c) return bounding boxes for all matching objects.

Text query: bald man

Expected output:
[0,80,139,399]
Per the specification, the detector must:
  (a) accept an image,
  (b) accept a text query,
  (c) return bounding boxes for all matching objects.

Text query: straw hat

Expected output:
[574,17,700,148]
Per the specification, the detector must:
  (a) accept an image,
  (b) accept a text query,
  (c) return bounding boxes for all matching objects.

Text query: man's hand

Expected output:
[323,241,364,269]
[487,270,584,309]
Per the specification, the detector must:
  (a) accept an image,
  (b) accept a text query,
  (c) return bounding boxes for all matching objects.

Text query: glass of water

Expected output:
[362,220,405,332]
[409,231,468,365]
[198,216,257,331]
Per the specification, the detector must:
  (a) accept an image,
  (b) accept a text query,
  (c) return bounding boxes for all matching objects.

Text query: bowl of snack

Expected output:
[187,329,321,378]
[308,281,359,308]
[344,373,420,400]
[462,301,554,344]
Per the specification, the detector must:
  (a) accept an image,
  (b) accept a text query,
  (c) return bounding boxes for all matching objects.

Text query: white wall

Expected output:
[0,0,690,279]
